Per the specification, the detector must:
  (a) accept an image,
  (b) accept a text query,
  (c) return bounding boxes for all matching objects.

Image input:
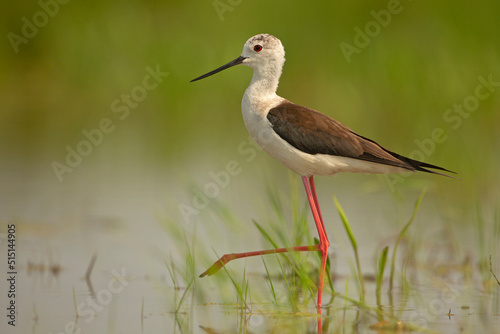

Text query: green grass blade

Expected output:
[175,279,194,314]
[334,196,365,302]
[389,188,426,291]
[253,220,279,249]
[165,257,179,312]
[376,246,389,306]
[221,263,250,310]
[334,197,357,251]
[261,257,278,304]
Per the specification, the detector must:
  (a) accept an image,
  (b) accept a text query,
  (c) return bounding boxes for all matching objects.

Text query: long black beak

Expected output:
[190,56,247,82]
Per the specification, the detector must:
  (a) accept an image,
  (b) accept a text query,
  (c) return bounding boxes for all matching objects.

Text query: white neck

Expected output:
[244,60,284,104]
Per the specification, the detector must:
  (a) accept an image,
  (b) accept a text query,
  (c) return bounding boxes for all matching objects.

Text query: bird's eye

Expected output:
[254,45,263,52]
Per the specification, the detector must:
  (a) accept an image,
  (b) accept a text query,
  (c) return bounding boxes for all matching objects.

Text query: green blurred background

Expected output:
[1,0,499,222]
[2,3,499,332]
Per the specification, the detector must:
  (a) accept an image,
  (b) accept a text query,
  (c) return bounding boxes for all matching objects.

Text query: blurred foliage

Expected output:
[1,0,499,207]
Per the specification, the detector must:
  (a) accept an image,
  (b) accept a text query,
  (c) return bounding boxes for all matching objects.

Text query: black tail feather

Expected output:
[389,151,458,178]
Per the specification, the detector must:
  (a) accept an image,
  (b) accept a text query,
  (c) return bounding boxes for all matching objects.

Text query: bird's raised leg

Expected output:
[199,244,318,277]
[199,176,330,310]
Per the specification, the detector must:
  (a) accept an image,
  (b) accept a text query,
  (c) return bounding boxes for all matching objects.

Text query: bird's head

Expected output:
[191,33,285,82]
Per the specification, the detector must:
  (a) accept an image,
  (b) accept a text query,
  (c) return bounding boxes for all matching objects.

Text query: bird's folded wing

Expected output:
[267,101,413,170]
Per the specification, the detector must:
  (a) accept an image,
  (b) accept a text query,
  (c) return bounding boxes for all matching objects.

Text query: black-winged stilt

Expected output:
[191,33,454,310]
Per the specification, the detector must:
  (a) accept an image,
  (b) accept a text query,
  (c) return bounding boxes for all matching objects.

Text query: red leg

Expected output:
[199,244,318,277]
[309,176,329,244]
[302,176,330,309]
